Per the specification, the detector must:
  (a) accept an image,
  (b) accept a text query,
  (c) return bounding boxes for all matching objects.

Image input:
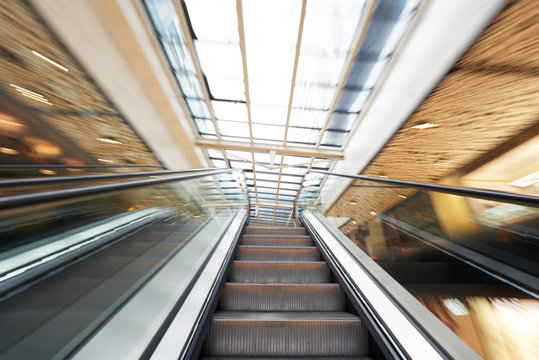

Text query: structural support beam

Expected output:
[250,201,294,209]
[196,138,344,160]
[314,0,378,147]
[255,215,291,221]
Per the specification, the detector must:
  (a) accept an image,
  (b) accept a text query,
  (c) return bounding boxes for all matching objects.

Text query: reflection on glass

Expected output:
[0,170,248,358]
[299,173,538,359]
[460,135,539,196]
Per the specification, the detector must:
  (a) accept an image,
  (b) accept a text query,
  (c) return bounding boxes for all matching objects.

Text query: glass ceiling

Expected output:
[144,0,421,224]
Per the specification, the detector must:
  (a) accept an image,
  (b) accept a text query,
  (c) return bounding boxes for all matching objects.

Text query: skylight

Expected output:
[144,0,422,224]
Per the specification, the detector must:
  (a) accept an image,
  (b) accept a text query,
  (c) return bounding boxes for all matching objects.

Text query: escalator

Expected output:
[299,171,539,360]
[201,224,370,359]
[0,167,536,359]
[0,216,193,359]
[0,167,251,359]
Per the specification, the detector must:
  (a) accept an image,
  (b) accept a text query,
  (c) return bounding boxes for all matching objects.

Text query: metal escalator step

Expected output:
[237,246,319,261]
[241,234,313,246]
[229,261,330,283]
[244,226,307,235]
[219,283,345,311]
[204,312,368,357]
[202,357,372,360]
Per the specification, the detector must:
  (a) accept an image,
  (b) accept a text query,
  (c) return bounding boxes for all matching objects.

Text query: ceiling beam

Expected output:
[196,138,344,160]
[285,210,294,226]
[173,1,233,170]
[255,215,290,220]
[249,201,294,209]
[236,0,254,144]
[283,0,307,144]
[278,0,307,225]
[314,0,378,148]
[173,2,220,141]
[206,202,250,208]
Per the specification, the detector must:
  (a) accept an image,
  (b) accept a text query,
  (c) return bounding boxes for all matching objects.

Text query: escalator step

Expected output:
[204,312,368,357]
[241,234,313,246]
[229,261,330,283]
[219,283,345,311]
[202,357,373,360]
[244,226,307,235]
[237,246,319,261]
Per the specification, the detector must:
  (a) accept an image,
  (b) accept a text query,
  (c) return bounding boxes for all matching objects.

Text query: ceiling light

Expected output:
[370,211,377,216]
[398,194,407,199]
[39,169,57,175]
[509,171,539,188]
[434,160,453,166]
[411,123,438,129]
[379,175,388,178]
[97,138,122,144]
[32,50,69,71]
[22,95,52,105]
[97,158,114,163]
[10,84,45,98]
[351,220,357,224]
[10,84,53,105]
[348,200,357,205]
[443,298,469,316]
[0,147,19,155]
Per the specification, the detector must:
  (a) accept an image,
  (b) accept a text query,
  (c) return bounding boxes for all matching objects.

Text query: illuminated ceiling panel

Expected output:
[144,0,422,223]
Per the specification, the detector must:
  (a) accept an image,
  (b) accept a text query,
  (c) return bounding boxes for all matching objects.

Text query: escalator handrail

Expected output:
[0,168,242,211]
[0,164,162,169]
[308,170,539,207]
[301,210,481,360]
[0,168,217,188]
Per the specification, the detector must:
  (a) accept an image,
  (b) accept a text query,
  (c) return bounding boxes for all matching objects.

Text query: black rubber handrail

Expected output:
[0,164,161,169]
[308,170,539,207]
[0,168,240,211]
[0,168,216,188]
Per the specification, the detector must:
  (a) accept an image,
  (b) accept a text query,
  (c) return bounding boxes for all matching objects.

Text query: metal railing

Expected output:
[0,168,240,211]
[308,169,539,207]
[0,164,162,169]
[0,168,216,188]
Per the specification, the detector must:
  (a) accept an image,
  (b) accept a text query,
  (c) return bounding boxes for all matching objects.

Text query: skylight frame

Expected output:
[146,0,422,224]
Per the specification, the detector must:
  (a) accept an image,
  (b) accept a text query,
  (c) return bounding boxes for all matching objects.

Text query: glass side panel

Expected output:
[143,0,211,126]
[0,172,220,198]
[0,170,248,358]
[299,173,539,359]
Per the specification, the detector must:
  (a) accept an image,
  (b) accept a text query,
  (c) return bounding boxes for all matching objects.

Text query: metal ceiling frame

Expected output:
[288,0,379,225]
[196,138,343,159]
[170,0,381,224]
[173,0,233,187]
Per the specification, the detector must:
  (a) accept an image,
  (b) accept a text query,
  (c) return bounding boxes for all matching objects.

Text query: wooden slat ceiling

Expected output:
[0,0,161,167]
[326,0,539,223]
